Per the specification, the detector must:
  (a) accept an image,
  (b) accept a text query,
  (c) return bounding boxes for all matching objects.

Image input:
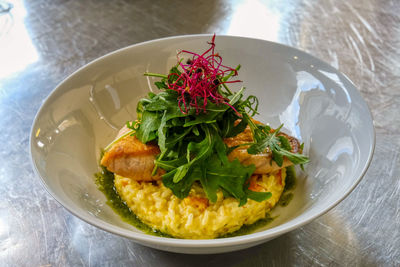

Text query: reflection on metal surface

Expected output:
[0,0,399,265]
[227,0,280,41]
[0,0,38,78]
[0,1,12,14]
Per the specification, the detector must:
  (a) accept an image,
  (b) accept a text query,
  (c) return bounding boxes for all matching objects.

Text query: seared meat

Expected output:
[101,123,300,181]
[224,125,300,174]
[101,127,164,181]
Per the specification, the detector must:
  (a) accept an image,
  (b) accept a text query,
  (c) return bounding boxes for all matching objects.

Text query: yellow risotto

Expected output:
[114,168,286,239]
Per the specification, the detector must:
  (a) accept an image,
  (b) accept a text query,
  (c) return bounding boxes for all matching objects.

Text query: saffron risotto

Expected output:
[114,168,286,239]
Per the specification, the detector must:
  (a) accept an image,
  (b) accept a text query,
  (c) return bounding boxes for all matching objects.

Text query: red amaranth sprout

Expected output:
[168,35,241,114]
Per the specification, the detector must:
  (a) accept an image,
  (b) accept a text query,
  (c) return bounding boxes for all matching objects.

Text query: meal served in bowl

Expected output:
[31,34,374,253]
[97,36,309,239]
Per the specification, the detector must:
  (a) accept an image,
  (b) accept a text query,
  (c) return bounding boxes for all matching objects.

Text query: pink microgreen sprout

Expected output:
[168,34,242,114]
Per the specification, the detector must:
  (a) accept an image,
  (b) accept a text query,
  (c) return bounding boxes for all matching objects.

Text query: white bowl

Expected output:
[30,35,375,254]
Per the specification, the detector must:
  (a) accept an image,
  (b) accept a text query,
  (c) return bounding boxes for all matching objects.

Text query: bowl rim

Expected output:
[30,33,376,248]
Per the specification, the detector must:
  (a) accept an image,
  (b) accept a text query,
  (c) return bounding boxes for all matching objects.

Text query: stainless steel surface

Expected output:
[0,0,398,266]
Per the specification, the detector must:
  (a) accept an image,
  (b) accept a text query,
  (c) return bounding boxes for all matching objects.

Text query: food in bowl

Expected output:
[97,35,309,239]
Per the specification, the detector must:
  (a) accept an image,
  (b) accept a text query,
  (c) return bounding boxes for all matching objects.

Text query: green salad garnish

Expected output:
[127,35,309,206]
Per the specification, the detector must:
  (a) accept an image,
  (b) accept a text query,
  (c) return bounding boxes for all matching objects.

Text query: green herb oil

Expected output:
[94,167,172,237]
[284,165,296,192]
[278,166,297,207]
[219,213,274,238]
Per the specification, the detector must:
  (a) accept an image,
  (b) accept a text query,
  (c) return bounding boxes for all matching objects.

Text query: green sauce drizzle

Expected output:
[219,213,274,238]
[94,167,172,238]
[278,193,294,207]
[284,165,297,192]
[278,165,297,207]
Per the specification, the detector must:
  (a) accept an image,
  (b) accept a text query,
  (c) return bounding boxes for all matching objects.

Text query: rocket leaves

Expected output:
[128,64,309,205]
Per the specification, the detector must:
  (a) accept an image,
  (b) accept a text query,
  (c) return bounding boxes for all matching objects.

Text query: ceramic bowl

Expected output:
[30,35,375,254]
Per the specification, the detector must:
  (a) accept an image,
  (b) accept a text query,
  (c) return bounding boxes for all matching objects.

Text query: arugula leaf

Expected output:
[199,166,219,203]
[183,102,228,127]
[204,155,255,206]
[278,135,292,151]
[164,106,188,121]
[222,65,241,82]
[186,126,214,164]
[156,157,187,171]
[272,149,284,167]
[154,81,168,89]
[278,149,310,165]
[173,164,191,183]
[131,59,309,206]
[144,90,179,111]
[200,136,261,206]
[169,125,214,183]
[247,131,278,155]
[164,126,193,149]
[135,111,160,143]
[161,125,269,206]
[214,135,229,165]
[222,116,248,138]
[245,189,272,202]
[246,121,309,167]
[228,86,245,106]
[192,126,200,136]
[220,65,241,95]
[157,111,168,152]
[162,167,199,199]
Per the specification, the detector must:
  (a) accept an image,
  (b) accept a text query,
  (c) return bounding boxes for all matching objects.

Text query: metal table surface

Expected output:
[0,0,399,266]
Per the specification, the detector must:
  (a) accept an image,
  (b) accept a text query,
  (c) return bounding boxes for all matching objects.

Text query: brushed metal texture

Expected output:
[0,0,398,266]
